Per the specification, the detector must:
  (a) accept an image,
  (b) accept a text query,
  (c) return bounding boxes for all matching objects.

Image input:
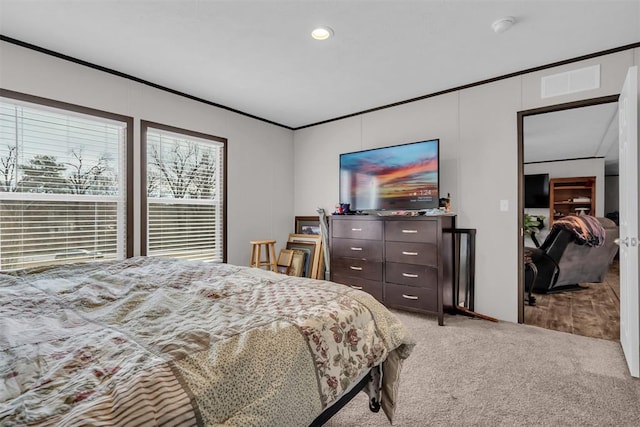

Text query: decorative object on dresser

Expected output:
[329,215,455,325]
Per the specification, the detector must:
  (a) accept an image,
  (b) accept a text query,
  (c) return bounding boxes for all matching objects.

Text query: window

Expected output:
[0,90,132,270]
[141,121,226,262]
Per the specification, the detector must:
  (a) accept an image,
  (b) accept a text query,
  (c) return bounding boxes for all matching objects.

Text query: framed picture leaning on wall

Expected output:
[294,216,321,235]
[288,233,323,279]
[285,241,316,278]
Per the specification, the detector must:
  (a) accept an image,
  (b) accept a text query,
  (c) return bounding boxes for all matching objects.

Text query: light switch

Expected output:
[500,199,509,212]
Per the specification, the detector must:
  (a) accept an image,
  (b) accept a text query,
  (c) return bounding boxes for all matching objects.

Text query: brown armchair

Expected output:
[525,216,618,294]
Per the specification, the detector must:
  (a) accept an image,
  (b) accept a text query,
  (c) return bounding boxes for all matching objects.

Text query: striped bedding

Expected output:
[0,257,414,426]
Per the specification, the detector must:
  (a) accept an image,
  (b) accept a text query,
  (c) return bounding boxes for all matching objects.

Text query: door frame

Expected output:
[516,94,619,324]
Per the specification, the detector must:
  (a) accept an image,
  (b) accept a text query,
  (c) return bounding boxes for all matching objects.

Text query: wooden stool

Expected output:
[250,240,277,272]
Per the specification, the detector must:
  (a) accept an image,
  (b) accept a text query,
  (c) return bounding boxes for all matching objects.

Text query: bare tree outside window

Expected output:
[65,149,116,195]
[0,144,17,192]
[194,150,218,200]
[147,167,162,197]
[149,141,218,199]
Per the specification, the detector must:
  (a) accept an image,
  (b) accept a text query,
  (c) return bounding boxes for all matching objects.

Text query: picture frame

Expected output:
[285,241,316,278]
[288,233,323,279]
[276,249,294,275]
[288,250,306,277]
[294,216,321,235]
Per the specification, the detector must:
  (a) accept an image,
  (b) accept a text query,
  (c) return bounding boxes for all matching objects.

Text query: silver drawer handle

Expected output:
[402,251,418,256]
[402,294,419,300]
[351,228,362,231]
[350,266,363,271]
[350,285,363,290]
[402,229,418,233]
[350,247,363,251]
[402,273,419,278]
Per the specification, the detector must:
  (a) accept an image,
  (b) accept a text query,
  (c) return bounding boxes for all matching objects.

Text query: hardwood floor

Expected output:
[524,260,620,341]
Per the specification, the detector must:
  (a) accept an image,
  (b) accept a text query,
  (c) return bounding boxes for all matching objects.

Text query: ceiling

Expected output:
[524,102,620,175]
[1,1,639,130]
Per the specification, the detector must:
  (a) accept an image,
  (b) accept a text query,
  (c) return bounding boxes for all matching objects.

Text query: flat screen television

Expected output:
[339,139,439,212]
[524,173,550,208]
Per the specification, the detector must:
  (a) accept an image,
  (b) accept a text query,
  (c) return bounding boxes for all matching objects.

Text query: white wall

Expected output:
[294,48,638,323]
[0,41,295,265]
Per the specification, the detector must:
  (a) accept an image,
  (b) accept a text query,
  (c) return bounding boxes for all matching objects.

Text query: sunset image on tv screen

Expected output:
[339,140,439,211]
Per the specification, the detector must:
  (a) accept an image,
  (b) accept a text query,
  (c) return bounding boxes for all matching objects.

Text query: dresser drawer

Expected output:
[385,241,437,266]
[332,238,382,260]
[332,273,383,302]
[385,220,437,243]
[386,262,437,288]
[384,283,437,312]
[331,258,382,281]
[332,219,383,240]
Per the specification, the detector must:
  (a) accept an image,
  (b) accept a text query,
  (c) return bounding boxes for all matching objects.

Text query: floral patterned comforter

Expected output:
[0,257,414,426]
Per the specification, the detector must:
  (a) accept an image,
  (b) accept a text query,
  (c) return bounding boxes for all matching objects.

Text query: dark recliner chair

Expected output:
[525,216,619,294]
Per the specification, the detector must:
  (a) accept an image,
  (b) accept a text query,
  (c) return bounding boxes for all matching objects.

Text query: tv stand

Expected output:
[329,215,455,325]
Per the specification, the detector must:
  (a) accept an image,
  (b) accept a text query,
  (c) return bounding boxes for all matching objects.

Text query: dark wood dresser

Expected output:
[329,214,455,325]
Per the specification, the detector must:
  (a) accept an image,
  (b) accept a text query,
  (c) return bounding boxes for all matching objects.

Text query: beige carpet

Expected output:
[325,310,640,426]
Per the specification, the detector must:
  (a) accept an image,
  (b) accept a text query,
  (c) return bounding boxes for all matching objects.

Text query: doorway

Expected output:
[517,95,620,340]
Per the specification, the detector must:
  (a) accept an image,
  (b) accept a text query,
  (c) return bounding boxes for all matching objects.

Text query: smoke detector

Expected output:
[492,16,516,34]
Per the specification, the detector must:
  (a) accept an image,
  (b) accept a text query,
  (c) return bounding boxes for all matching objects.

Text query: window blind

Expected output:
[146,127,224,262]
[0,99,127,270]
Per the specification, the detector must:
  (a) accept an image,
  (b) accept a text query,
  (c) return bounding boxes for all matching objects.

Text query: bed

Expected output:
[0,256,415,426]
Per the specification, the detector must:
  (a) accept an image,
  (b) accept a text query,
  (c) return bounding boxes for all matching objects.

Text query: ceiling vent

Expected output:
[541,64,601,98]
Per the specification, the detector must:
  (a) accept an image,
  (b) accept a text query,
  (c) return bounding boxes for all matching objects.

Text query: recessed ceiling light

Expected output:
[311,26,333,40]
[491,16,516,34]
